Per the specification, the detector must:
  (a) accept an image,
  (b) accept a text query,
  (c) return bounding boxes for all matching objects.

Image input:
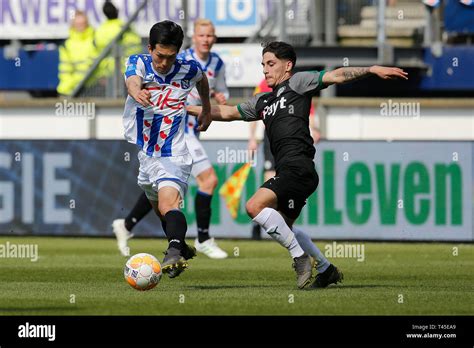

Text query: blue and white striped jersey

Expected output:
[123,54,203,157]
[178,48,229,136]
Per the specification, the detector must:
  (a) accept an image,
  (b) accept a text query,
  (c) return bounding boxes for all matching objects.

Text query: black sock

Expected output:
[125,192,152,232]
[161,220,167,238]
[195,191,212,243]
[251,222,261,240]
[164,210,187,251]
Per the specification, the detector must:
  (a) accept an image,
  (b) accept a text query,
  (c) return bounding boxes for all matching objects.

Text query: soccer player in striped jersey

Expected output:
[122,20,211,277]
[113,19,228,259]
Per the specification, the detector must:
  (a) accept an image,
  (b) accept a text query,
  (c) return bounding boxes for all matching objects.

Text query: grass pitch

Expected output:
[0,236,472,315]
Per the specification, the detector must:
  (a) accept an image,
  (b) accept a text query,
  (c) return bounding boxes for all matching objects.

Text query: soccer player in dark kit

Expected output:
[187,41,408,289]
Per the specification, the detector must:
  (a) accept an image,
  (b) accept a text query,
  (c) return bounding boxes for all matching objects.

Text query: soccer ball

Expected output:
[124,253,162,291]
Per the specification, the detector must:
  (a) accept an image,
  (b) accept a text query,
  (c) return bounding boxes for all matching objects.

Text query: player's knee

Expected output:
[198,171,218,193]
[158,202,176,216]
[246,199,264,219]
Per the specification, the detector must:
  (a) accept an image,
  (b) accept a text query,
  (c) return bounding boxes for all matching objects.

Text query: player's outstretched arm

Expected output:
[196,74,212,131]
[187,105,241,122]
[322,65,408,86]
[126,75,152,107]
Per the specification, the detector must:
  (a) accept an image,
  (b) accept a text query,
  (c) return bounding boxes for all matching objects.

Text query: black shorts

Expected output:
[261,159,319,220]
[263,135,275,172]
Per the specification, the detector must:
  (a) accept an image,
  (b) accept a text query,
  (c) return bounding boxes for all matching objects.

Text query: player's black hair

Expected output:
[103,0,119,20]
[262,41,297,70]
[149,20,184,52]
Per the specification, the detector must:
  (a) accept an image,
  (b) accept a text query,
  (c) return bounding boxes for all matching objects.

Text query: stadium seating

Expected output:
[338,1,425,46]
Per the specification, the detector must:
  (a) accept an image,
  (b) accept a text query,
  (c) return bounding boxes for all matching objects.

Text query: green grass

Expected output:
[0,236,472,315]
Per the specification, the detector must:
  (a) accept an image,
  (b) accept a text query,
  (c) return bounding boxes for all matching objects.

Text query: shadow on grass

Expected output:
[0,306,80,313]
[184,284,275,290]
[309,284,397,290]
[181,284,397,291]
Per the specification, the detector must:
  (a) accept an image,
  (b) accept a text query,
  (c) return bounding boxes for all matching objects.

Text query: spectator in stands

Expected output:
[94,0,142,80]
[57,10,97,96]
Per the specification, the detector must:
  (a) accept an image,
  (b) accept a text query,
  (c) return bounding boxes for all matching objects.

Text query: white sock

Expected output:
[253,208,304,258]
[293,227,330,273]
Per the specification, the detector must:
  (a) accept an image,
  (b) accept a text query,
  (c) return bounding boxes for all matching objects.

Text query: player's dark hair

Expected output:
[149,20,184,52]
[262,41,297,70]
[103,1,119,20]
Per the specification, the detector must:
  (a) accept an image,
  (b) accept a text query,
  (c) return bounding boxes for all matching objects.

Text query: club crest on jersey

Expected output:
[181,79,190,89]
[277,86,285,97]
[145,73,154,81]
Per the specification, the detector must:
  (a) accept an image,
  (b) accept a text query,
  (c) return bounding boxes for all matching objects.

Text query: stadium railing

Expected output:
[1,97,473,141]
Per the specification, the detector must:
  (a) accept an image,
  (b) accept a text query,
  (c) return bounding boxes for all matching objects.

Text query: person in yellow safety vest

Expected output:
[57,11,97,96]
[94,0,142,79]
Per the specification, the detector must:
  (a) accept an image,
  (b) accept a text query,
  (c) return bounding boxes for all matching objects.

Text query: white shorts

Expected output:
[137,150,192,201]
[185,133,212,177]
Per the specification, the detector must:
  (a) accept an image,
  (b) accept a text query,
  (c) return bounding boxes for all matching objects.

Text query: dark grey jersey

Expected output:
[237,71,327,170]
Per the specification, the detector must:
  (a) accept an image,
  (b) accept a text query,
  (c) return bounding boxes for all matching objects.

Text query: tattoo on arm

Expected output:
[341,67,371,83]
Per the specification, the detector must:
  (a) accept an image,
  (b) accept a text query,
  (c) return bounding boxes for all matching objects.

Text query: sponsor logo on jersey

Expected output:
[154,88,187,110]
[262,97,287,119]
